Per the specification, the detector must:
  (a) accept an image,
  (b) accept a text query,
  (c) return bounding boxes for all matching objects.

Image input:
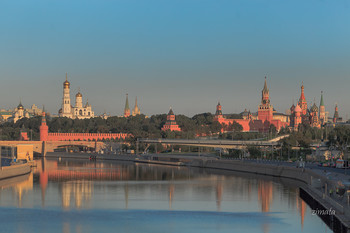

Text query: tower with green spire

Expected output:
[124,94,130,117]
[258,76,273,123]
[319,91,326,125]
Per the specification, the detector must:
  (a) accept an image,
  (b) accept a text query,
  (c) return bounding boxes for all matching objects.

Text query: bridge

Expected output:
[0,140,106,156]
[138,137,285,150]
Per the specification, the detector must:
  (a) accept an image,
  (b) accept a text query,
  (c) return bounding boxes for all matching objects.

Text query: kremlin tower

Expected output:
[132,97,141,116]
[124,94,130,117]
[257,77,273,122]
[39,112,49,141]
[319,91,326,125]
[161,108,181,132]
[214,102,223,120]
[333,104,340,123]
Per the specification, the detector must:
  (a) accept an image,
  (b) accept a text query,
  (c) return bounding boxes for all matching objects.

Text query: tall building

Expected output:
[298,83,308,116]
[258,77,273,122]
[309,102,320,128]
[161,108,181,131]
[319,91,326,125]
[214,102,223,120]
[58,73,95,119]
[124,94,130,117]
[132,97,141,116]
[333,104,342,123]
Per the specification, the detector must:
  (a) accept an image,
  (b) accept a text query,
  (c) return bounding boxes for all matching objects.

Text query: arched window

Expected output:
[79,110,82,115]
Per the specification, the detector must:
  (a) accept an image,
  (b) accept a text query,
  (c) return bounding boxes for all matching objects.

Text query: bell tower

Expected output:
[61,73,72,117]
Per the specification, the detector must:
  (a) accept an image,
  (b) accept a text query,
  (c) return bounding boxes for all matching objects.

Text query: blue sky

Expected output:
[0,0,349,118]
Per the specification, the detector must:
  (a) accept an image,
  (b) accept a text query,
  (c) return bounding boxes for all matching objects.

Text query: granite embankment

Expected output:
[0,164,31,180]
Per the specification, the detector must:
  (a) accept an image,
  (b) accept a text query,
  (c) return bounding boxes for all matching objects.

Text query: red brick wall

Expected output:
[46,133,129,141]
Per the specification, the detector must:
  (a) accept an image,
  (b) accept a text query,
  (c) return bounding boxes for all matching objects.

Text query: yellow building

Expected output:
[17,144,34,161]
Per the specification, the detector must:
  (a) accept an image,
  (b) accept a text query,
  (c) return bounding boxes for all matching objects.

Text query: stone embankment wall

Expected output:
[0,164,31,180]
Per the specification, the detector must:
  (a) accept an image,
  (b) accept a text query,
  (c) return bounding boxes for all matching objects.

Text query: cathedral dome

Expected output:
[17,102,24,110]
[295,104,302,113]
[76,92,82,98]
[63,73,70,88]
[290,104,295,112]
[310,103,318,112]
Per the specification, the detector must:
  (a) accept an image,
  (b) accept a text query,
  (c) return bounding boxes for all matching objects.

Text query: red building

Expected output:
[298,83,308,116]
[214,77,289,132]
[39,113,129,141]
[161,108,181,132]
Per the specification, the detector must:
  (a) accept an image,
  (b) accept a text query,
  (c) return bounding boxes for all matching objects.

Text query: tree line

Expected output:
[0,113,222,141]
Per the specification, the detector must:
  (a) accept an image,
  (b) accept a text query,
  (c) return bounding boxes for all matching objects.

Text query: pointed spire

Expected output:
[299,82,306,101]
[168,107,174,115]
[66,72,68,81]
[320,91,324,106]
[125,94,130,110]
[135,96,138,107]
[42,104,46,113]
[262,76,268,93]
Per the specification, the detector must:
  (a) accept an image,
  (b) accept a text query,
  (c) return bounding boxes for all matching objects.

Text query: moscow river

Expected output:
[0,158,331,233]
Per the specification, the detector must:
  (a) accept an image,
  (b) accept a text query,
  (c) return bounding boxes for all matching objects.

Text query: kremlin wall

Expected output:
[39,113,129,142]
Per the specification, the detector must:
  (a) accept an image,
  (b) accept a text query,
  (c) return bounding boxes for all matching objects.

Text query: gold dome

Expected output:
[76,92,82,98]
[17,102,24,110]
[63,73,70,88]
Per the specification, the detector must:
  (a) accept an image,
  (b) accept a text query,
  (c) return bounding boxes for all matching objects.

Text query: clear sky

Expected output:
[0,0,349,118]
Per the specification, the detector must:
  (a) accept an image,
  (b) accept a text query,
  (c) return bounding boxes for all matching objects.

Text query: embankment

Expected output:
[0,164,31,180]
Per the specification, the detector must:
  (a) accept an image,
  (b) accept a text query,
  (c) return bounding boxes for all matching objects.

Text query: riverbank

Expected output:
[0,163,31,180]
[43,152,350,232]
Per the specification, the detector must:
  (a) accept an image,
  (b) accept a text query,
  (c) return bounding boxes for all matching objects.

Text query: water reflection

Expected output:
[0,158,331,233]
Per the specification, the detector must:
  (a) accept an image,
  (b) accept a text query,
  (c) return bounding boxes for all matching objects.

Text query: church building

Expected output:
[58,73,95,119]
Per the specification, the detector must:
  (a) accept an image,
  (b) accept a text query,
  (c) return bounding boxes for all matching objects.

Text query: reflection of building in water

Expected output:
[216,181,223,211]
[258,180,273,212]
[296,194,306,230]
[124,183,129,209]
[61,181,92,209]
[1,173,34,207]
[257,180,273,233]
[169,184,174,209]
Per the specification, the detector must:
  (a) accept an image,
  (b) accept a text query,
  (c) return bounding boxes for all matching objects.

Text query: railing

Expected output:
[138,138,280,146]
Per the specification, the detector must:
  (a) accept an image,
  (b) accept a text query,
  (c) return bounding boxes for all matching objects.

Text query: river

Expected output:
[0,157,331,233]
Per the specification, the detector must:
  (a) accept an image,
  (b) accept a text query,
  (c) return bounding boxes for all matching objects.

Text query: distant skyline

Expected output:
[0,0,349,119]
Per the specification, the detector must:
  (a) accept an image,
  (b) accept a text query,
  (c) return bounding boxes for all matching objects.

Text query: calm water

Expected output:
[0,157,331,233]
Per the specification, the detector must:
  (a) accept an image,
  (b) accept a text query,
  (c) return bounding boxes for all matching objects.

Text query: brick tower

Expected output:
[258,77,273,122]
[161,108,181,131]
[39,112,49,141]
[124,93,130,117]
[333,104,339,123]
[319,91,326,125]
[214,102,223,120]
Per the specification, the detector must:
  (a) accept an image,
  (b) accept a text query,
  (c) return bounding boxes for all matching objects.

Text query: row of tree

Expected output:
[0,113,222,141]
